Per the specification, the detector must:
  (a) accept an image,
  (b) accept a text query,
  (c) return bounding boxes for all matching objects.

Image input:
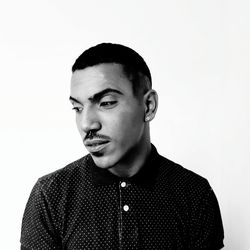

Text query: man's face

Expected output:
[70,63,147,169]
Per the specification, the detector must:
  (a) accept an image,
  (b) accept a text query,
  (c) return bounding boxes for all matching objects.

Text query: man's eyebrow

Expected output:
[89,88,123,102]
[69,88,123,105]
[69,96,83,105]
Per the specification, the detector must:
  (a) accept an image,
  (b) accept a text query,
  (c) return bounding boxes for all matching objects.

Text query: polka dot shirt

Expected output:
[21,145,224,249]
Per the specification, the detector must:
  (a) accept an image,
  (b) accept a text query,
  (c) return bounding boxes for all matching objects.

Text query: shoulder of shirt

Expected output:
[34,154,91,193]
[157,153,211,192]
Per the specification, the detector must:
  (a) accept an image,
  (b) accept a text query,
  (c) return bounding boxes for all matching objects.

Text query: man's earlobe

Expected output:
[144,90,158,122]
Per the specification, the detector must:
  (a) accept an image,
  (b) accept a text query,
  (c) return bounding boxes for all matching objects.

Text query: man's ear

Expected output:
[143,90,158,122]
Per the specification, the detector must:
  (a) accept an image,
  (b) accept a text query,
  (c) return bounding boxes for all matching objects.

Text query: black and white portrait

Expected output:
[0,1,249,249]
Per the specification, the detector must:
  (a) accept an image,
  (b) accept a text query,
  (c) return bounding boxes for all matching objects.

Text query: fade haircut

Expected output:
[72,43,152,98]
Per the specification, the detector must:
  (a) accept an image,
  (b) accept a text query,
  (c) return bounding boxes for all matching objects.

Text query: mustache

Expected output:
[84,131,111,141]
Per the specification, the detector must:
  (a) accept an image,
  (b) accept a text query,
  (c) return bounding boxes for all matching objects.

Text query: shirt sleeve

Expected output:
[20,180,61,250]
[189,186,224,249]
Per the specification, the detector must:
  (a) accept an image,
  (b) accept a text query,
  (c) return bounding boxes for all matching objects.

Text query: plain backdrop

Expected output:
[0,0,249,249]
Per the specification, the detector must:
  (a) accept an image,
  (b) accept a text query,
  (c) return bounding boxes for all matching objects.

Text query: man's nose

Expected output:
[78,107,101,134]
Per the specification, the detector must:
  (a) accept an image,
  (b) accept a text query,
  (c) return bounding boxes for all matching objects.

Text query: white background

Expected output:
[0,0,249,249]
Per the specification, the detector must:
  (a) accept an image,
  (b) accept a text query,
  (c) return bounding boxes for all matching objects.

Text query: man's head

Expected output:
[72,43,152,99]
[70,43,158,171]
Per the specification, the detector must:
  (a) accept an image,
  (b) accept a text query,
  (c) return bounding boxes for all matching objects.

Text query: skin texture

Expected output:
[70,63,158,177]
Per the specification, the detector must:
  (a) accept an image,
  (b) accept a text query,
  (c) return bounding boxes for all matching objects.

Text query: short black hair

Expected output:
[72,43,152,97]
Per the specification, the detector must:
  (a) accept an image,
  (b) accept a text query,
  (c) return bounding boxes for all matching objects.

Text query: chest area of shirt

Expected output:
[59,181,188,249]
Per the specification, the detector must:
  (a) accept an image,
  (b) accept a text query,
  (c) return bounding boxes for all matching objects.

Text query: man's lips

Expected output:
[84,139,110,153]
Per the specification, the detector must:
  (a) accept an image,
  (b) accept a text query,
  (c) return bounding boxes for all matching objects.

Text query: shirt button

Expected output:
[123,205,129,211]
[121,182,126,188]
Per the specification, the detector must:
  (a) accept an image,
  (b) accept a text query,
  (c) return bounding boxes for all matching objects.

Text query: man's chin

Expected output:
[90,153,116,169]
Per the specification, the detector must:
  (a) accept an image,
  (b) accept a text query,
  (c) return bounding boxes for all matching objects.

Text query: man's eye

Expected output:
[100,101,117,107]
[72,107,83,113]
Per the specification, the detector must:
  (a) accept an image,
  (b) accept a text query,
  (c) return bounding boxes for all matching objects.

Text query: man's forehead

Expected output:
[71,63,126,83]
[70,63,132,100]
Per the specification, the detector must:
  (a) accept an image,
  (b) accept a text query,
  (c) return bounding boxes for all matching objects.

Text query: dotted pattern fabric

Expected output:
[21,145,224,249]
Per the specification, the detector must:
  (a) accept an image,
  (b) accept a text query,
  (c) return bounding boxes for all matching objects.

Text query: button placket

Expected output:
[119,181,130,212]
[121,181,129,213]
[118,181,138,249]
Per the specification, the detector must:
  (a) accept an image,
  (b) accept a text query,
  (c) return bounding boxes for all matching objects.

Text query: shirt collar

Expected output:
[89,144,161,187]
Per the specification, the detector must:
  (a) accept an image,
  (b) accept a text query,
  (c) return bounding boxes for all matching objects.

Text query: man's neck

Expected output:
[108,142,152,178]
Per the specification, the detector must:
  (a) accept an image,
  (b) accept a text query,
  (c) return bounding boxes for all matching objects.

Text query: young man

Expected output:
[21,43,224,249]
